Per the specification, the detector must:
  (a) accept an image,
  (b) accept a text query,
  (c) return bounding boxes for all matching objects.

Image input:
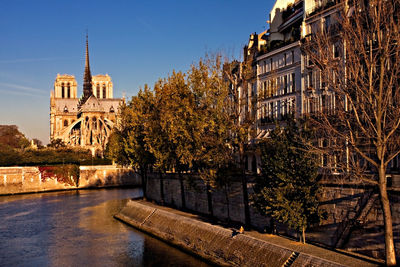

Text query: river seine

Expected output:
[0,188,211,266]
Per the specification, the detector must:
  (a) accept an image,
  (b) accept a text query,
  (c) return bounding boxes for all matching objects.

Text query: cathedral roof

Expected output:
[79,95,104,113]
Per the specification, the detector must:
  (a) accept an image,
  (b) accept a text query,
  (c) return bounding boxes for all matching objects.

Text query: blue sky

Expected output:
[0,0,274,144]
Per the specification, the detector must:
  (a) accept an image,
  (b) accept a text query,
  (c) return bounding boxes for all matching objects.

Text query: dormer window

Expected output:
[64,105,68,112]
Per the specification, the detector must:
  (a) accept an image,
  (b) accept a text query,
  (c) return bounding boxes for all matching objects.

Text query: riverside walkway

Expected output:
[116,199,382,267]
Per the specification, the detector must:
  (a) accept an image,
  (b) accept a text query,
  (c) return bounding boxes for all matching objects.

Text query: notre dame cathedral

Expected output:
[50,36,124,156]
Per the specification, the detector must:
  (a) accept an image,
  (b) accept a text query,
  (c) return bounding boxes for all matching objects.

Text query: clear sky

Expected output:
[0,0,275,144]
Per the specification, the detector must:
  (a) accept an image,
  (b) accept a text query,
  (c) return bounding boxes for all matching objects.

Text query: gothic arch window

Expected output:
[109,106,114,113]
[64,105,68,113]
[61,83,65,98]
[96,84,100,98]
[67,83,71,98]
[102,84,106,98]
[64,120,68,127]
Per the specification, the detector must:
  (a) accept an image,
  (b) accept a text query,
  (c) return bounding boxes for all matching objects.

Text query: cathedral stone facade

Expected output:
[50,36,123,156]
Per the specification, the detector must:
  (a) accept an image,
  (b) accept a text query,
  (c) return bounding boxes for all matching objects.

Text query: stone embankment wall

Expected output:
[145,173,400,261]
[79,165,140,188]
[116,200,347,267]
[0,165,140,195]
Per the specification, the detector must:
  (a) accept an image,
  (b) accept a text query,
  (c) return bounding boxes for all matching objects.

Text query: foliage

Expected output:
[47,138,66,148]
[0,125,30,149]
[252,119,324,243]
[32,138,44,148]
[0,146,108,166]
[105,131,129,166]
[108,54,236,210]
[38,164,80,186]
[0,143,22,166]
[0,125,110,166]
[189,55,232,188]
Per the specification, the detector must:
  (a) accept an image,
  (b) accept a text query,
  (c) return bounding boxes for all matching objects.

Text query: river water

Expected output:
[0,188,211,267]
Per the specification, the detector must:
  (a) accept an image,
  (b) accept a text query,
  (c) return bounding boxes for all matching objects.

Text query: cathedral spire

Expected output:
[83,33,93,99]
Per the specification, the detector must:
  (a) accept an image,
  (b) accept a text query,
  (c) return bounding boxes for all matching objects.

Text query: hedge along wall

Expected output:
[144,173,400,261]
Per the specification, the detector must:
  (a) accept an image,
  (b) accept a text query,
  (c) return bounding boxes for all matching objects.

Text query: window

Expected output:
[284,75,288,94]
[308,71,313,87]
[289,98,295,114]
[252,155,257,173]
[110,106,115,113]
[103,84,106,98]
[307,55,313,66]
[281,100,286,118]
[333,42,340,58]
[291,51,295,64]
[284,53,287,66]
[311,21,319,34]
[263,105,266,119]
[263,81,267,98]
[316,69,321,90]
[64,120,68,127]
[277,100,281,118]
[63,106,68,113]
[67,83,71,98]
[291,73,295,93]
[324,15,331,32]
[269,102,274,119]
[93,117,97,130]
[61,83,65,98]
[270,58,273,71]
[96,84,100,98]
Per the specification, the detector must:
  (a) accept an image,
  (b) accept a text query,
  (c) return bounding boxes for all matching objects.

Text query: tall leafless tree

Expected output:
[303,0,399,265]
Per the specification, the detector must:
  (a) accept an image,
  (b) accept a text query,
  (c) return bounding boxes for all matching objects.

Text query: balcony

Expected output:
[306,0,340,18]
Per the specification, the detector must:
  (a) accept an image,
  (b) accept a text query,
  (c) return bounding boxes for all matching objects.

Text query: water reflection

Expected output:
[0,188,210,267]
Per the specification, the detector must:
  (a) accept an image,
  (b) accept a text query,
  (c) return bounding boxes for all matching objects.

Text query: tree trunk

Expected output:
[378,165,397,266]
[140,168,147,200]
[241,169,251,228]
[178,172,186,210]
[159,171,165,205]
[302,226,306,244]
[206,182,213,217]
[225,184,230,222]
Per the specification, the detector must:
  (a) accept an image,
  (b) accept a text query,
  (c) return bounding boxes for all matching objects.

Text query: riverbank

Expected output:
[0,165,141,196]
[115,200,381,267]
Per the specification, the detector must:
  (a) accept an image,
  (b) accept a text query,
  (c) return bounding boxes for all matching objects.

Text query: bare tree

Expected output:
[223,56,258,228]
[303,0,399,265]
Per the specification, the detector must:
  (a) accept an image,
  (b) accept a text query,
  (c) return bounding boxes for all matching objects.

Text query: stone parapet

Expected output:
[0,165,140,195]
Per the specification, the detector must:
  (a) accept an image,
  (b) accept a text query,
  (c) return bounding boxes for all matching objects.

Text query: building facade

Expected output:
[233,0,304,173]
[50,36,123,156]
